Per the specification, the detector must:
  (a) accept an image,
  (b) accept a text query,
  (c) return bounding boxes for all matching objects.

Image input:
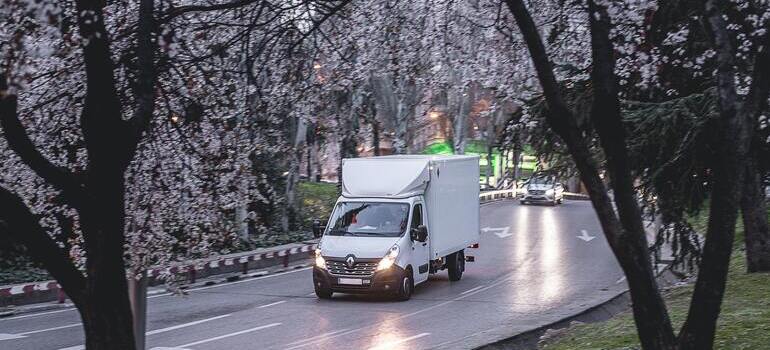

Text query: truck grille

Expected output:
[326,260,378,277]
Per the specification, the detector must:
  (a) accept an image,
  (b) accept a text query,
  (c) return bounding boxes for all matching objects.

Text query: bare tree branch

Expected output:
[0,91,87,209]
[0,186,87,307]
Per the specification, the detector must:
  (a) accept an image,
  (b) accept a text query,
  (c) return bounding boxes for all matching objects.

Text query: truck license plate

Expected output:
[338,278,363,285]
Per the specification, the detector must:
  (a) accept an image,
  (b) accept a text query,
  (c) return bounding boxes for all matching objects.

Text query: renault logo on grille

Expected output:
[346,256,355,267]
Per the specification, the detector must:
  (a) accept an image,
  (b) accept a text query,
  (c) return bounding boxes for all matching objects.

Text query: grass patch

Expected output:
[541,210,770,350]
[296,181,339,230]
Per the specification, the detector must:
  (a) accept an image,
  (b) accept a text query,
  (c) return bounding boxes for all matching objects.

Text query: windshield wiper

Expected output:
[352,231,381,236]
[328,229,358,236]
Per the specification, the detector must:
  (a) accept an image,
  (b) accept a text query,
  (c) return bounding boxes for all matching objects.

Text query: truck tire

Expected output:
[396,268,414,301]
[315,287,333,299]
[447,250,464,281]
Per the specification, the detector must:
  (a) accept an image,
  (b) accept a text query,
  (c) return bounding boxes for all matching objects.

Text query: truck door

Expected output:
[410,203,430,284]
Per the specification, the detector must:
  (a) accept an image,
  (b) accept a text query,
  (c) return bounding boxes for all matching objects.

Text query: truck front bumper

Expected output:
[313,265,406,294]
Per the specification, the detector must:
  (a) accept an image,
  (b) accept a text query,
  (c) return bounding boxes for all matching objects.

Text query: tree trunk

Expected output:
[741,158,770,272]
[80,299,136,350]
[677,0,758,347]
[504,1,678,348]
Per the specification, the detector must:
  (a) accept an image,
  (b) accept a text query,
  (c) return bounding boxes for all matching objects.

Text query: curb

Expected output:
[475,262,680,349]
[0,241,318,308]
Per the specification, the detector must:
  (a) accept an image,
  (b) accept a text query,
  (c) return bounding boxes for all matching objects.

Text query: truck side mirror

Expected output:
[312,219,325,238]
[414,225,428,242]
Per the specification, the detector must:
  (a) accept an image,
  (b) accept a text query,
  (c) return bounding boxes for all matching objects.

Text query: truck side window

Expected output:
[411,204,423,229]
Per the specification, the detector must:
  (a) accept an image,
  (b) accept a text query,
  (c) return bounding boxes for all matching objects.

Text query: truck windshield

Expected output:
[326,202,409,238]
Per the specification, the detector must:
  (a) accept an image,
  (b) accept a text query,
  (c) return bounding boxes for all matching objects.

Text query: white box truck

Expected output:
[312,155,480,300]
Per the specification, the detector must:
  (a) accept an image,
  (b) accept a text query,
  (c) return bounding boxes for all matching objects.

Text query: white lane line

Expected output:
[0,308,76,321]
[177,322,281,348]
[147,314,231,335]
[460,286,484,295]
[285,329,351,346]
[284,274,512,350]
[2,267,311,322]
[0,322,82,341]
[258,300,286,308]
[164,267,312,295]
[57,314,232,349]
[19,322,81,335]
[615,276,627,284]
[0,333,26,341]
[368,333,430,350]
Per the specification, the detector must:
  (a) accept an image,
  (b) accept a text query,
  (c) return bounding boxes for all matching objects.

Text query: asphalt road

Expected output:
[0,200,628,350]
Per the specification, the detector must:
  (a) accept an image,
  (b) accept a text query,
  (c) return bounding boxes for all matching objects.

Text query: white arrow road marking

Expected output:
[176,322,281,348]
[577,230,596,242]
[481,226,512,238]
[368,333,430,350]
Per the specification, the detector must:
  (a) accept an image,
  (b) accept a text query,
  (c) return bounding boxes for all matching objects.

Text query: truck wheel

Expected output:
[396,269,414,301]
[447,250,464,281]
[315,287,333,299]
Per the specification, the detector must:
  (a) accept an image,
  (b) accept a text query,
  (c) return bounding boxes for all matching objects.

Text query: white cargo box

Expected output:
[342,155,480,259]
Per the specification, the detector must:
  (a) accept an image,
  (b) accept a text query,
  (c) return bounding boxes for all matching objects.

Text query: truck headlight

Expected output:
[315,249,326,268]
[377,245,400,271]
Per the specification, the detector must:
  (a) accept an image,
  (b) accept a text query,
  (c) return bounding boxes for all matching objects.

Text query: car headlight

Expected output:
[377,245,400,271]
[546,189,554,195]
[315,249,326,268]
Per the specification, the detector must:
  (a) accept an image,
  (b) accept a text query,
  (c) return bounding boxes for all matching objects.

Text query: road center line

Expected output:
[177,322,281,348]
[0,308,76,321]
[167,267,312,295]
[285,329,351,346]
[367,333,430,350]
[460,286,484,295]
[18,322,81,335]
[56,315,234,349]
[284,272,517,350]
[147,314,231,335]
[258,300,286,308]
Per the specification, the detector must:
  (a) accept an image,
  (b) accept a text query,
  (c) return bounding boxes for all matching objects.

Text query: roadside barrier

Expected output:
[479,189,518,202]
[0,241,318,307]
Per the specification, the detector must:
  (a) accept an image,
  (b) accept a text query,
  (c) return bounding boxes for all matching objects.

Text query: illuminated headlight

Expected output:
[377,245,400,271]
[315,249,326,268]
[545,189,555,196]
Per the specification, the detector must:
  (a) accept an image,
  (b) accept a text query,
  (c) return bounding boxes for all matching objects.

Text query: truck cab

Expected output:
[312,155,479,301]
